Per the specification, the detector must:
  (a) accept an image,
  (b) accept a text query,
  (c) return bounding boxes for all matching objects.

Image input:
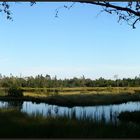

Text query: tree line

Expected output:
[0,74,140,88]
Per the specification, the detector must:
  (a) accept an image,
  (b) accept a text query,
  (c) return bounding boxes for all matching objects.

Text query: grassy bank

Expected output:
[0,92,140,107]
[1,87,140,107]
[1,87,140,96]
[21,86,140,94]
[0,108,140,138]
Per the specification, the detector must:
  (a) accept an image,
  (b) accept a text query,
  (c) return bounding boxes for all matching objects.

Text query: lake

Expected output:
[0,100,140,123]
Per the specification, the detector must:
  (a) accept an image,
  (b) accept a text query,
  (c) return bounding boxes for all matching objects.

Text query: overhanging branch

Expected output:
[78,1,140,17]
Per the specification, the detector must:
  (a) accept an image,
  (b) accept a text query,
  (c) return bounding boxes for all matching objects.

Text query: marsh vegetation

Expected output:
[0,107,140,138]
[0,74,140,137]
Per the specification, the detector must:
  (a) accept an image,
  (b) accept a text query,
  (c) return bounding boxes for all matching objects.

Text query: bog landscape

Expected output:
[1,75,140,138]
[1,1,140,138]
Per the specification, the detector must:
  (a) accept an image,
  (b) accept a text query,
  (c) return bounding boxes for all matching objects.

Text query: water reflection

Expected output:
[0,101,140,123]
[0,100,23,111]
[7,101,23,111]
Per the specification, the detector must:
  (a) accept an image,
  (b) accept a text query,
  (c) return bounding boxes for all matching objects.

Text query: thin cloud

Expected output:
[0,57,9,63]
[14,64,140,79]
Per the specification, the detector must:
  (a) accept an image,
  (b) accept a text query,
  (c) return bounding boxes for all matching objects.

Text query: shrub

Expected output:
[134,90,140,94]
[53,89,59,96]
[7,86,23,97]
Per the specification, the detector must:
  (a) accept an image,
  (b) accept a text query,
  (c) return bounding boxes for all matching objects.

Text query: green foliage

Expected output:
[1,74,140,88]
[0,88,6,96]
[53,89,59,96]
[7,86,23,97]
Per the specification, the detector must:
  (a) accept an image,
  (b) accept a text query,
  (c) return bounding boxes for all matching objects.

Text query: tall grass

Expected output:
[0,91,140,107]
[0,86,140,107]
[0,108,140,138]
[20,87,140,93]
[0,88,6,96]
[118,111,140,123]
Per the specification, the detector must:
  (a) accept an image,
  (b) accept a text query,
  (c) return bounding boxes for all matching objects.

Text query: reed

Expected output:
[0,108,140,138]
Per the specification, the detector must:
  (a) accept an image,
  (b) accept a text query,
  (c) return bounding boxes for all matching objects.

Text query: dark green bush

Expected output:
[7,86,23,97]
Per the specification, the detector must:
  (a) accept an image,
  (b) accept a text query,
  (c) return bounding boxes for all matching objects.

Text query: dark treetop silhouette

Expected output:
[1,2,140,29]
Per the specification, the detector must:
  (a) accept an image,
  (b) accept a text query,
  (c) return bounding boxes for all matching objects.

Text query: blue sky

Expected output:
[0,2,140,79]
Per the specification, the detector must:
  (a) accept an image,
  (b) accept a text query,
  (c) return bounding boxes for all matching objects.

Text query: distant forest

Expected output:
[0,74,140,88]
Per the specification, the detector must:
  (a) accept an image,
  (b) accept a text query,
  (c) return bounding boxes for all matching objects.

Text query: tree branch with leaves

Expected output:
[1,2,140,29]
[79,1,140,29]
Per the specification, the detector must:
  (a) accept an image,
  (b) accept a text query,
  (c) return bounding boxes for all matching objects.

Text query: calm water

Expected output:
[0,101,140,123]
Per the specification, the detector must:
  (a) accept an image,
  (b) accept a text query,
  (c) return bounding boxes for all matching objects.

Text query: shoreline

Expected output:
[0,93,140,107]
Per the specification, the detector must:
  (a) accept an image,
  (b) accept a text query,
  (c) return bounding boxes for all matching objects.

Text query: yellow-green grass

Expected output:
[22,87,140,98]
[0,88,6,96]
[2,86,140,92]
[0,92,139,107]
[1,87,140,107]
[20,87,140,94]
[23,92,48,97]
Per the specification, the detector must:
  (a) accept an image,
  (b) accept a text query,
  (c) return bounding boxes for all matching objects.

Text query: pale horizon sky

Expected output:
[0,2,140,80]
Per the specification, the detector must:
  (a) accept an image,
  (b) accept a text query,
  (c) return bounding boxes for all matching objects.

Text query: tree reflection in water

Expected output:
[7,100,23,111]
